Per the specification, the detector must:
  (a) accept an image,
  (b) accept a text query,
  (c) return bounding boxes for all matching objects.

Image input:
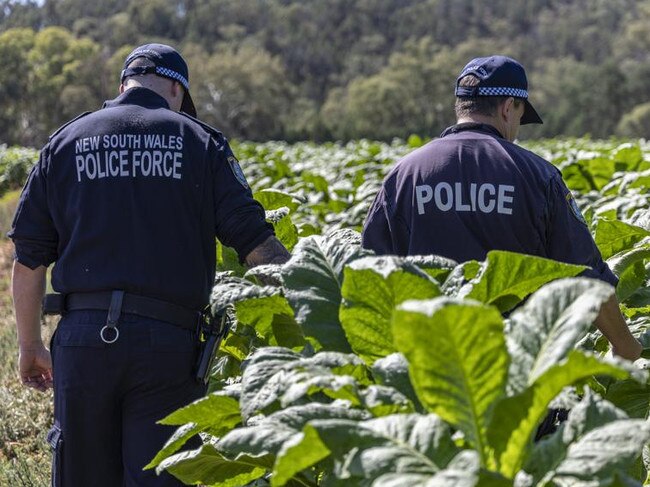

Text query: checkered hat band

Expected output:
[155,67,189,90]
[477,87,528,98]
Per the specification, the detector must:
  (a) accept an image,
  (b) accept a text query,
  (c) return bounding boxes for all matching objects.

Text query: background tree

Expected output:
[1,0,650,144]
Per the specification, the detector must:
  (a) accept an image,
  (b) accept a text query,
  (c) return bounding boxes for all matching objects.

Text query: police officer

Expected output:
[9,43,290,486]
[362,55,642,361]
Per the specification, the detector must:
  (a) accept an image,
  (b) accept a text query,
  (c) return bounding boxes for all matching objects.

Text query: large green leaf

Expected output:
[404,255,457,283]
[371,353,423,412]
[235,294,305,348]
[372,450,511,487]
[561,157,616,193]
[210,275,278,311]
[604,379,650,419]
[392,298,508,467]
[461,251,586,312]
[524,390,628,483]
[240,347,303,420]
[254,188,301,212]
[272,414,458,486]
[490,352,634,478]
[506,278,615,394]
[595,219,650,260]
[549,419,650,485]
[281,229,371,351]
[157,392,241,436]
[239,347,371,420]
[217,404,370,481]
[266,206,299,251]
[145,422,202,470]
[157,444,266,486]
[607,246,650,302]
[339,256,441,363]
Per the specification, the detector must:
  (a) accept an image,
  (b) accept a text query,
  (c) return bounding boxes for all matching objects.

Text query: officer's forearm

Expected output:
[12,261,47,349]
[245,236,291,267]
[595,294,642,361]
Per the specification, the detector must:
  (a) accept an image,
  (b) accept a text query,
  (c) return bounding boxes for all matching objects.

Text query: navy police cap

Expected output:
[455,55,543,125]
[121,43,197,118]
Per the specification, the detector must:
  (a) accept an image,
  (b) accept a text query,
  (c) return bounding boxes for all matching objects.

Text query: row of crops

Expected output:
[144,138,650,486]
[3,138,650,485]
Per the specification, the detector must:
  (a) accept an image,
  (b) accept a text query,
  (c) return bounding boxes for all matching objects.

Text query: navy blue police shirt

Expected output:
[9,87,274,310]
[362,123,617,286]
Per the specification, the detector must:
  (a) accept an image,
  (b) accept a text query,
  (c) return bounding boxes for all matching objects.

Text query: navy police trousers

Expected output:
[48,310,207,486]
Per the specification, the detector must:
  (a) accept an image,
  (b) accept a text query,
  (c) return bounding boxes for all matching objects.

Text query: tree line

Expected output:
[1,0,650,147]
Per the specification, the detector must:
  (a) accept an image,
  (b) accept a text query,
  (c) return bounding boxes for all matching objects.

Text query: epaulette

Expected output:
[177,112,226,143]
[48,111,93,140]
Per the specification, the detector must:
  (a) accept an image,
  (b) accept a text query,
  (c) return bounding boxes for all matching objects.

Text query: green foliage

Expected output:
[0,145,38,198]
[3,1,650,143]
[7,135,650,485]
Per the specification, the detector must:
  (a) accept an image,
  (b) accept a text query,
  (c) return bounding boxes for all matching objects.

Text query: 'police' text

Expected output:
[74,134,184,182]
[415,182,515,215]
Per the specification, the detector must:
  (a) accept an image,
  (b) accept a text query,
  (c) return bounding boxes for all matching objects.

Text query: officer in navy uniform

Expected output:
[362,55,642,361]
[9,43,290,486]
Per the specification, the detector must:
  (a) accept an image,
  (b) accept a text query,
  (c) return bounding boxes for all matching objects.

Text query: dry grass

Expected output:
[0,237,55,485]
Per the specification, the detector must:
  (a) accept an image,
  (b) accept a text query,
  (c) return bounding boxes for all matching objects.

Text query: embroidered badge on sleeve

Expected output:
[566,192,587,225]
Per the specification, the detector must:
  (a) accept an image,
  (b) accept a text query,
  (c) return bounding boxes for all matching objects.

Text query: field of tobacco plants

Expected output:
[2,138,650,485]
[143,138,650,486]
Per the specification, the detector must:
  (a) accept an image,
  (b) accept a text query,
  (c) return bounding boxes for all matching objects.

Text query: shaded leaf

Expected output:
[461,251,586,312]
[507,278,615,394]
[281,229,371,351]
[490,352,634,478]
[393,298,508,467]
[595,219,650,260]
[340,256,440,363]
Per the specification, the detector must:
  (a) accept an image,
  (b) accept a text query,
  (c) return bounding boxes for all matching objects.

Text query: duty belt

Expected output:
[43,291,201,334]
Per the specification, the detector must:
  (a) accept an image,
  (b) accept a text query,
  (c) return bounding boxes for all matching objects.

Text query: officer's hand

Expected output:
[18,345,53,392]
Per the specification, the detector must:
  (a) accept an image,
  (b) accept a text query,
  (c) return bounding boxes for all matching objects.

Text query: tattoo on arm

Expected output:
[245,236,291,267]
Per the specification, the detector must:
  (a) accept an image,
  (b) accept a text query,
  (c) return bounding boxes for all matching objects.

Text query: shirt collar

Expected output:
[102,87,171,110]
[440,122,504,139]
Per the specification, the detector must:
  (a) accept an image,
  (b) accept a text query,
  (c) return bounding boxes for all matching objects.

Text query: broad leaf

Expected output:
[393,298,508,467]
[210,275,278,311]
[157,444,265,486]
[240,347,303,420]
[607,246,650,302]
[340,256,441,363]
[490,352,634,478]
[461,251,586,312]
[404,255,457,283]
[254,188,301,212]
[561,157,616,193]
[372,450,511,487]
[507,278,615,394]
[266,206,299,251]
[235,294,305,348]
[281,229,371,351]
[145,422,202,470]
[218,404,369,485]
[272,414,458,486]
[371,353,423,412]
[549,419,650,485]
[524,389,628,483]
[158,392,241,436]
[240,347,370,420]
[604,379,650,419]
[595,219,650,260]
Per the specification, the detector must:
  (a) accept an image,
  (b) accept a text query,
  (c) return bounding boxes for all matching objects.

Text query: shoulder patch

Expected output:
[48,111,92,140]
[228,154,249,188]
[566,192,587,225]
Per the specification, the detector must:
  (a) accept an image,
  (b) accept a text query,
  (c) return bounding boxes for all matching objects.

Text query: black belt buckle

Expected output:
[194,307,231,384]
